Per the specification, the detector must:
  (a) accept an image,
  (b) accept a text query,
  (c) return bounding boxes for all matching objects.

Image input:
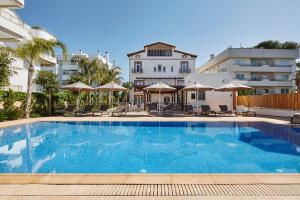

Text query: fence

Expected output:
[237,93,300,110]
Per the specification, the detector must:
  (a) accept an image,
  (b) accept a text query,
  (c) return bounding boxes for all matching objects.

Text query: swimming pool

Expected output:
[0,121,299,173]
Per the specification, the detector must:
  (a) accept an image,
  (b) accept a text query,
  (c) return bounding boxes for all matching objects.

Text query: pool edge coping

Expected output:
[0,173,299,184]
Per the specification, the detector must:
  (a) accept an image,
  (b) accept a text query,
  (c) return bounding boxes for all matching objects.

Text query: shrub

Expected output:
[0,90,23,121]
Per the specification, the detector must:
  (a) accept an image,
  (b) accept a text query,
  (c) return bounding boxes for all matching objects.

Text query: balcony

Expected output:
[179,68,191,73]
[233,64,293,73]
[0,9,31,41]
[132,68,143,73]
[30,26,56,41]
[245,79,293,87]
[0,0,24,8]
[40,53,57,66]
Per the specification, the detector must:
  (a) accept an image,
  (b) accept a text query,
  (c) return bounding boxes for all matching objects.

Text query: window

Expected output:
[280,74,289,81]
[277,60,290,67]
[154,67,156,72]
[180,61,189,72]
[197,92,206,101]
[236,74,245,80]
[134,61,142,72]
[158,64,162,72]
[177,80,185,86]
[191,93,196,100]
[171,66,173,72]
[281,88,289,94]
[134,80,144,86]
[163,66,166,72]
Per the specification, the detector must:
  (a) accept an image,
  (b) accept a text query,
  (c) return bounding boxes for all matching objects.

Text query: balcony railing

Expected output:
[0,9,32,36]
[238,63,293,68]
[179,68,191,73]
[132,68,143,73]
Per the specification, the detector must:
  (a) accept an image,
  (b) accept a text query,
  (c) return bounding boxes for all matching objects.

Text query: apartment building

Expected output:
[57,50,112,86]
[128,42,197,104]
[0,0,58,92]
[197,48,300,94]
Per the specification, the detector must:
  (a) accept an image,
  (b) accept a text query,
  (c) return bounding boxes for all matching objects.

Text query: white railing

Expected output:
[0,9,32,37]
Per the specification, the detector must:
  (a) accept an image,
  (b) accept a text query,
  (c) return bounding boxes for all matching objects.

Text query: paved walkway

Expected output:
[0,184,300,199]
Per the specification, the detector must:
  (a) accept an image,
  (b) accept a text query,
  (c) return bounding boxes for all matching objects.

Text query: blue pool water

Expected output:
[0,121,300,173]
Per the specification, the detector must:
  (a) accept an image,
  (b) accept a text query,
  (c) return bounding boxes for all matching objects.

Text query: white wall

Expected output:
[185,73,233,111]
[129,51,196,83]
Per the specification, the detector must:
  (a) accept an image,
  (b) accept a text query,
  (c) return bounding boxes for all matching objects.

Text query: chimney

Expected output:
[105,52,109,64]
[210,54,215,60]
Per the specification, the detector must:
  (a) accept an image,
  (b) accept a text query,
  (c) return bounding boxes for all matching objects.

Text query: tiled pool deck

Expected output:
[0,114,299,199]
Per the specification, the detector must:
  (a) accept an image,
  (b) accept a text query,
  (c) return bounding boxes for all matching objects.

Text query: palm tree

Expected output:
[13,38,67,118]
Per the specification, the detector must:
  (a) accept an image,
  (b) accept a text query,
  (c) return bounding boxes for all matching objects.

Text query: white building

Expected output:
[128,42,197,105]
[197,48,300,94]
[0,0,58,92]
[57,50,113,86]
[128,42,234,110]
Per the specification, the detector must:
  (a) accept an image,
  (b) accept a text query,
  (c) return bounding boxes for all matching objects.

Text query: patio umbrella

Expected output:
[181,82,214,109]
[61,81,94,110]
[215,82,252,111]
[96,82,127,107]
[143,82,176,112]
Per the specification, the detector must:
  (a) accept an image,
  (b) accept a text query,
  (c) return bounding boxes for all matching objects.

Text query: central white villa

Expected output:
[128,42,299,110]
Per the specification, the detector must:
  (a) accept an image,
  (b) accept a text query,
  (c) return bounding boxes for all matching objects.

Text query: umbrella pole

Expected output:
[159,90,161,112]
[109,90,112,108]
[232,90,237,111]
[77,89,80,110]
[196,89,199,109]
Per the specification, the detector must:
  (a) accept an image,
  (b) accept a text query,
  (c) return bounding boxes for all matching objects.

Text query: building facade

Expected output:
[128,42,197,105]
[0,1,58,92]
[197,48,300,94]
[57,50,112,86]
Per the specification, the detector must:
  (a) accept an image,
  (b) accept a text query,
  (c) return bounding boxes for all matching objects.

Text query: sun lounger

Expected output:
[112,107,126,117]
[219,105,235,116]
[184,105,195,115]
[148,103,158,116]
[163,105,173,117]
[55,105,76,116]
[291,113,300,124]
[98,104,109,115]
[201,105,217,116]
[75,105,94,116]
[236,105,256,117]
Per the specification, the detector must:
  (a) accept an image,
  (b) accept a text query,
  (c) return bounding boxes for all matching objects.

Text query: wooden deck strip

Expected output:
[0,184,299,197]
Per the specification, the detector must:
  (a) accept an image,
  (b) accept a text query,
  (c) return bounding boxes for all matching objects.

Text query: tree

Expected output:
[35,70,59,116]
[0,47,16,87]
[281,41,299,49]
[254,40,299,49]
[254,40,281,49]
[121,81,133,102]
[13,38,67,118]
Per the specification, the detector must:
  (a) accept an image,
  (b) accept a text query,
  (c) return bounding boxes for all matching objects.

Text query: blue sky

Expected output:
[18,0,300,81]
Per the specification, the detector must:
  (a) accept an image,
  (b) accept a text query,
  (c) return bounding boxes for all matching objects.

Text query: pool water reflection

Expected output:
[0,121,299,173]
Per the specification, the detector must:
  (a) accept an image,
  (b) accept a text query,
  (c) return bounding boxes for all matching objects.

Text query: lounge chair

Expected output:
[163,104,173,117]
[148,103,158,116]
[201,105,217,116]
[75,105,94,116]
[184,105,195,115]
[236,105,256,117]
[219,105,235,116]
[111,106,126,117]
[98,104,109,115]
[55,105,76,116]
[291,113,300,124]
